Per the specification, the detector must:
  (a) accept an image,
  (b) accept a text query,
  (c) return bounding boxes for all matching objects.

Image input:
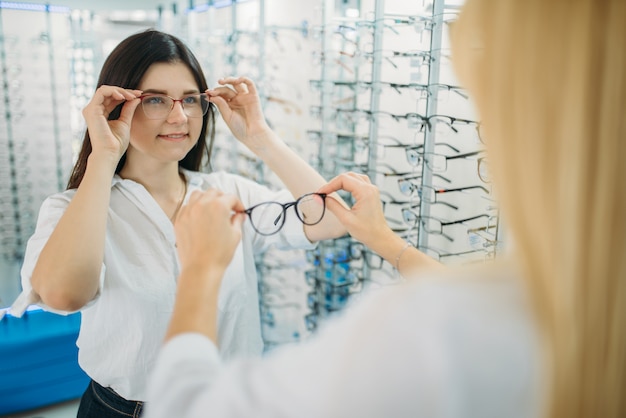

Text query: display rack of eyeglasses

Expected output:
[0,4,74,308]
[186,1,315,183]
[303,0,503,333]
[184,0,324,350]
[183,0,504,341]
[68,11,102,157]
[0,0,504,345]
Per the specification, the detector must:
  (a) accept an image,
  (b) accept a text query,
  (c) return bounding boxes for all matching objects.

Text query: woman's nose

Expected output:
[167,100,188,123]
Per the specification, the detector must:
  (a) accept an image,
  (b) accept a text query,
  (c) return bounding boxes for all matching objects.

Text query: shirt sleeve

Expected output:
[144,284,448,418]
[10,192,105,317]
[144,277,540,418]
[145,333,222,417]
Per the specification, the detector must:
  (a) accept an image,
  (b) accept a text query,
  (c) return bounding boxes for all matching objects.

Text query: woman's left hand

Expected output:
[206,76,271,145]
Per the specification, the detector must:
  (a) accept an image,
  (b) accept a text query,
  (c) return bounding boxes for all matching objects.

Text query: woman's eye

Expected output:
[183,95,200,105]
[146,96,167,105]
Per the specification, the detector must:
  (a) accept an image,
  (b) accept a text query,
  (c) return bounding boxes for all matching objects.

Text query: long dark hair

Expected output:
[67,29,215,189]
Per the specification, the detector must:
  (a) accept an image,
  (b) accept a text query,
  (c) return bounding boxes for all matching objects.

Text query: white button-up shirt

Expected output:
[10,169,316,401]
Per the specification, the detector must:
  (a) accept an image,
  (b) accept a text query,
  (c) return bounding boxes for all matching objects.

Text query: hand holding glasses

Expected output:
[243,193,327,236]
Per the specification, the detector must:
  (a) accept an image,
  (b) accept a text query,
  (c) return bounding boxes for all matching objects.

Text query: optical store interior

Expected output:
[0,0,499,416]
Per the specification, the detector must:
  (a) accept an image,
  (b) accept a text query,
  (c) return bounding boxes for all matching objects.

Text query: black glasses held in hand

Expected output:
[243,193,327,236]
[139,93,211,119]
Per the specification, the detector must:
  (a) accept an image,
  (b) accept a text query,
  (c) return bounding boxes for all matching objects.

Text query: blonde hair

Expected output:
[451,0,626,417]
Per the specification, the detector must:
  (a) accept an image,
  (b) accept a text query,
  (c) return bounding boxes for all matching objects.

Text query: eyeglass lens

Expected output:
[140,94,210,119]
[478,158,490,183]
[294,193,326,225]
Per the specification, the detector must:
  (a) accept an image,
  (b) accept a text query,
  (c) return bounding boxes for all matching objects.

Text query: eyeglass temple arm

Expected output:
[272,202,296,226]
[447,150,482,160]
[438,185,490,194]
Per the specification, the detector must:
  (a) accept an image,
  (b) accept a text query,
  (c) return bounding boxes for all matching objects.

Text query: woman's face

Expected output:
[127,61,204,166]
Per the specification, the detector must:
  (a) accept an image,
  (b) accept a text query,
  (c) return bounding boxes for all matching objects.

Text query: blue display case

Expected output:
[0,308,89,415]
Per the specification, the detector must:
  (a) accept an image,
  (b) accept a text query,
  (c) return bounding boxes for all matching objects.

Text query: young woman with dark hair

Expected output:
[9,29,346,417]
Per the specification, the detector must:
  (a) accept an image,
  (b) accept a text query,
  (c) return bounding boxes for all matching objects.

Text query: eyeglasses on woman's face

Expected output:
[138,93,211,120]
[243,192,327,236]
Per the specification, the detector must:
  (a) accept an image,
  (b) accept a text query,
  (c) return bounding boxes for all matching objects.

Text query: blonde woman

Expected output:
[144,0,625,417]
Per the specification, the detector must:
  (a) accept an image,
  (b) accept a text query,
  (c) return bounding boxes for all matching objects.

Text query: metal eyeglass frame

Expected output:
[138,93,211,119]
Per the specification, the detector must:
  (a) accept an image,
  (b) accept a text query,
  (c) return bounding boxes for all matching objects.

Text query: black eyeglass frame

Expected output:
[243,192,328,236]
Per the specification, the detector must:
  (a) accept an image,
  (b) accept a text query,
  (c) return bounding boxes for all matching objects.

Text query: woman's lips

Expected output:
[159,133,187,142]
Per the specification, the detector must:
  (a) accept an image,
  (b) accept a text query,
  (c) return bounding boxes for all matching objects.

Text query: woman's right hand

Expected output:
[81,85,143,162]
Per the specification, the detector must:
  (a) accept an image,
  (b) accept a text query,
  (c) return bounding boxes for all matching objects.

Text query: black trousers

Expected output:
[76,380,144,418]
